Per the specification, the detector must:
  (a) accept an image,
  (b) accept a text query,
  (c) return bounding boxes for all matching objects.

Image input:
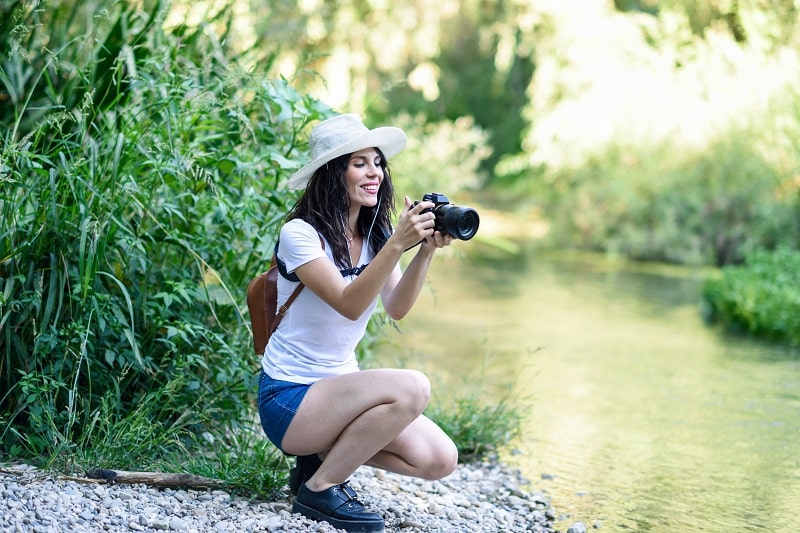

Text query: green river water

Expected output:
[373,244,800,532]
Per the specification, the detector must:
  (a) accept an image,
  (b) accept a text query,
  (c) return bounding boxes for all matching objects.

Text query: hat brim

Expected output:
[287,127,407,190]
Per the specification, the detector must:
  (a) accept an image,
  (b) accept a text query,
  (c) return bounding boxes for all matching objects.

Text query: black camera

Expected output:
[413,192,480,241]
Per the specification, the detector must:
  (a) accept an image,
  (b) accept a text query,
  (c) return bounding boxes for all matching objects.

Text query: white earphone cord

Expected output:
[365,196,381,246]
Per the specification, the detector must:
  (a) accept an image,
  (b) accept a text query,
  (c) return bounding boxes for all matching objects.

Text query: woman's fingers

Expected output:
[426,231,452,248]
[396,197,436,245]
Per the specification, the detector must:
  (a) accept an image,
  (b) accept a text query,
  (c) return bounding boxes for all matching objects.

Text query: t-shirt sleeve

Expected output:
[279,219,328,274]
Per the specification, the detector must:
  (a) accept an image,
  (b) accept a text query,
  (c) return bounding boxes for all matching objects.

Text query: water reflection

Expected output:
[374,244,800,532]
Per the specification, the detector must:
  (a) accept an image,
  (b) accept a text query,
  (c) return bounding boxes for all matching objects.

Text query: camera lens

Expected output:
[435,204,480,240]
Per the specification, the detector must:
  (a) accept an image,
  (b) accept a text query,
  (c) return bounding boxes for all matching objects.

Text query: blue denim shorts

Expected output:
[257,371,311,451]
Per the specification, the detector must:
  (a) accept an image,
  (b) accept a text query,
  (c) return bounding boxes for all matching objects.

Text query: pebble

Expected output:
[0,461,565,532]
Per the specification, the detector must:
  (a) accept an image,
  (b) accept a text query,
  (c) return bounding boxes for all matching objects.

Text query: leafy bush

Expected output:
[703,248,800,346]
[0,0,331,489]
[540,130,800,266]
[388,113,491,197]
[0,0,526,492]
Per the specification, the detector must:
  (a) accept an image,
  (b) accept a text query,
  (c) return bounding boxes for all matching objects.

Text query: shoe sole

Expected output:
[292,500,385,532]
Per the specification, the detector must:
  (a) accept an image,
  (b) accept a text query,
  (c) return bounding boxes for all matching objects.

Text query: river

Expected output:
[373,241,800,532]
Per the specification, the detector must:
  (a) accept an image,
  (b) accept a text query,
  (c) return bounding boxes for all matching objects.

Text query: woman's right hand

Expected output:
[392,196,436,250]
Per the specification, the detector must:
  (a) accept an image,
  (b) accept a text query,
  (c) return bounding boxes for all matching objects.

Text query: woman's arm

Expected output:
[294,197,438,321]
[380,229,452,320]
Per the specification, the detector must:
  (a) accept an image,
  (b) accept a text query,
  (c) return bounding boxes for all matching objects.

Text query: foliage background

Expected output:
[2,0,799,492]
[0,0,331,485]
[235,0,800,264]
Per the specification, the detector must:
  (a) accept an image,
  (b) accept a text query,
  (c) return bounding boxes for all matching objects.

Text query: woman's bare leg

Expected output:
[364,413,458,479]
[280,368,457,491]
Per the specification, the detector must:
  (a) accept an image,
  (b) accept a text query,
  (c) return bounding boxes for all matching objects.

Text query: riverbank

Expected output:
[0,460,567,532]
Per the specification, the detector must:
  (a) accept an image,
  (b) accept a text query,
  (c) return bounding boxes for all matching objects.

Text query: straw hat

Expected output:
[287,114,407,190]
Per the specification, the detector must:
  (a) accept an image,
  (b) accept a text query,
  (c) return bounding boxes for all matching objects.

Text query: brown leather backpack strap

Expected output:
[268,282,304,337]
[267,234,326,338]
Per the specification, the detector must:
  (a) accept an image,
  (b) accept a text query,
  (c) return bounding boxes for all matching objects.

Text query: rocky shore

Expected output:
[0,460,583,532]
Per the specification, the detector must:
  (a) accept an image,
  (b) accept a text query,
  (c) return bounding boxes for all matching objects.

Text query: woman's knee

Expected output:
[395,369,431,415]
[423,439,459,480]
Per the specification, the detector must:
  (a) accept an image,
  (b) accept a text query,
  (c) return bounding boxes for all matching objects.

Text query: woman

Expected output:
[258,113,459,533]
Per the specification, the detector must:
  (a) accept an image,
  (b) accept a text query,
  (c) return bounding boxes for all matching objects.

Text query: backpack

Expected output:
[246,257,300,355]
[246,239,316,355]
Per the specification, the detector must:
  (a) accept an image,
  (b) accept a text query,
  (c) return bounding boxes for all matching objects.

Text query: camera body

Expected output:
[413,192,480,241]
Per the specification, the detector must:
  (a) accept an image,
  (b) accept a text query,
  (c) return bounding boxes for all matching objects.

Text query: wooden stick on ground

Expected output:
[85,468,226,489]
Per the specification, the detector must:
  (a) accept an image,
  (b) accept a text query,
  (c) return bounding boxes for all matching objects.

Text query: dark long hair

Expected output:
[286,149,396,269]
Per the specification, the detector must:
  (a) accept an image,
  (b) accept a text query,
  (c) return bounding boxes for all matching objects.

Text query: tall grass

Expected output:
[0,0,330,493]
[1,1,526,496]
[426,392,526,461]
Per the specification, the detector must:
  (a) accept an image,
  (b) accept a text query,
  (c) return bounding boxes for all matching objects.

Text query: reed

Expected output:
[1,1,525,498]
[0,0,328,493]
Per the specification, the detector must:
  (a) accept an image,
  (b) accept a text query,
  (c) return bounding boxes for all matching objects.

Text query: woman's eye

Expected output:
[351,159,382,169]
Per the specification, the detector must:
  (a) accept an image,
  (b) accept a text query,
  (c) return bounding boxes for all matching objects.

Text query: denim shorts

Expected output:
[257,371,311,451]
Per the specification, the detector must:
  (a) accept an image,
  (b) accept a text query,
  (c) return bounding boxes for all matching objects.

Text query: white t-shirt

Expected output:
[260,219,377,384]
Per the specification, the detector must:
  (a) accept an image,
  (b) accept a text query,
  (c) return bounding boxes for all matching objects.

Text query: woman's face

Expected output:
[345,148,384,210]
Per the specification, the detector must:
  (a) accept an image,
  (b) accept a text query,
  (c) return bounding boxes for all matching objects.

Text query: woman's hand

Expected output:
[422,230,453,250]
[392,196,455,252]
[392,196,437,250]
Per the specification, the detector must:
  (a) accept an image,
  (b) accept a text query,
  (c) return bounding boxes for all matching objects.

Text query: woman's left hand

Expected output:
[423,230,453,250]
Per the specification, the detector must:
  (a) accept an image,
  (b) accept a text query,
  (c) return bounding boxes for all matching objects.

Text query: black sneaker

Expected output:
[292,481,384,533]
[288,454,323,496]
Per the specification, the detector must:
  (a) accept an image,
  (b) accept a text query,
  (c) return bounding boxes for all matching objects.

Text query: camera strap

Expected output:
[274,240,367,281]
[339,264,369,277]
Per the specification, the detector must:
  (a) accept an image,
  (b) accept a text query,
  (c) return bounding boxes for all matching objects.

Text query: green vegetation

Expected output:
[493,2,799,347]
[0,0,331,495]
[494,2,800,268]
[1,0,524,496]
[703,248,800,347]
[426,391,526,461]
[539,130,800,267]
[3,0,798,497]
